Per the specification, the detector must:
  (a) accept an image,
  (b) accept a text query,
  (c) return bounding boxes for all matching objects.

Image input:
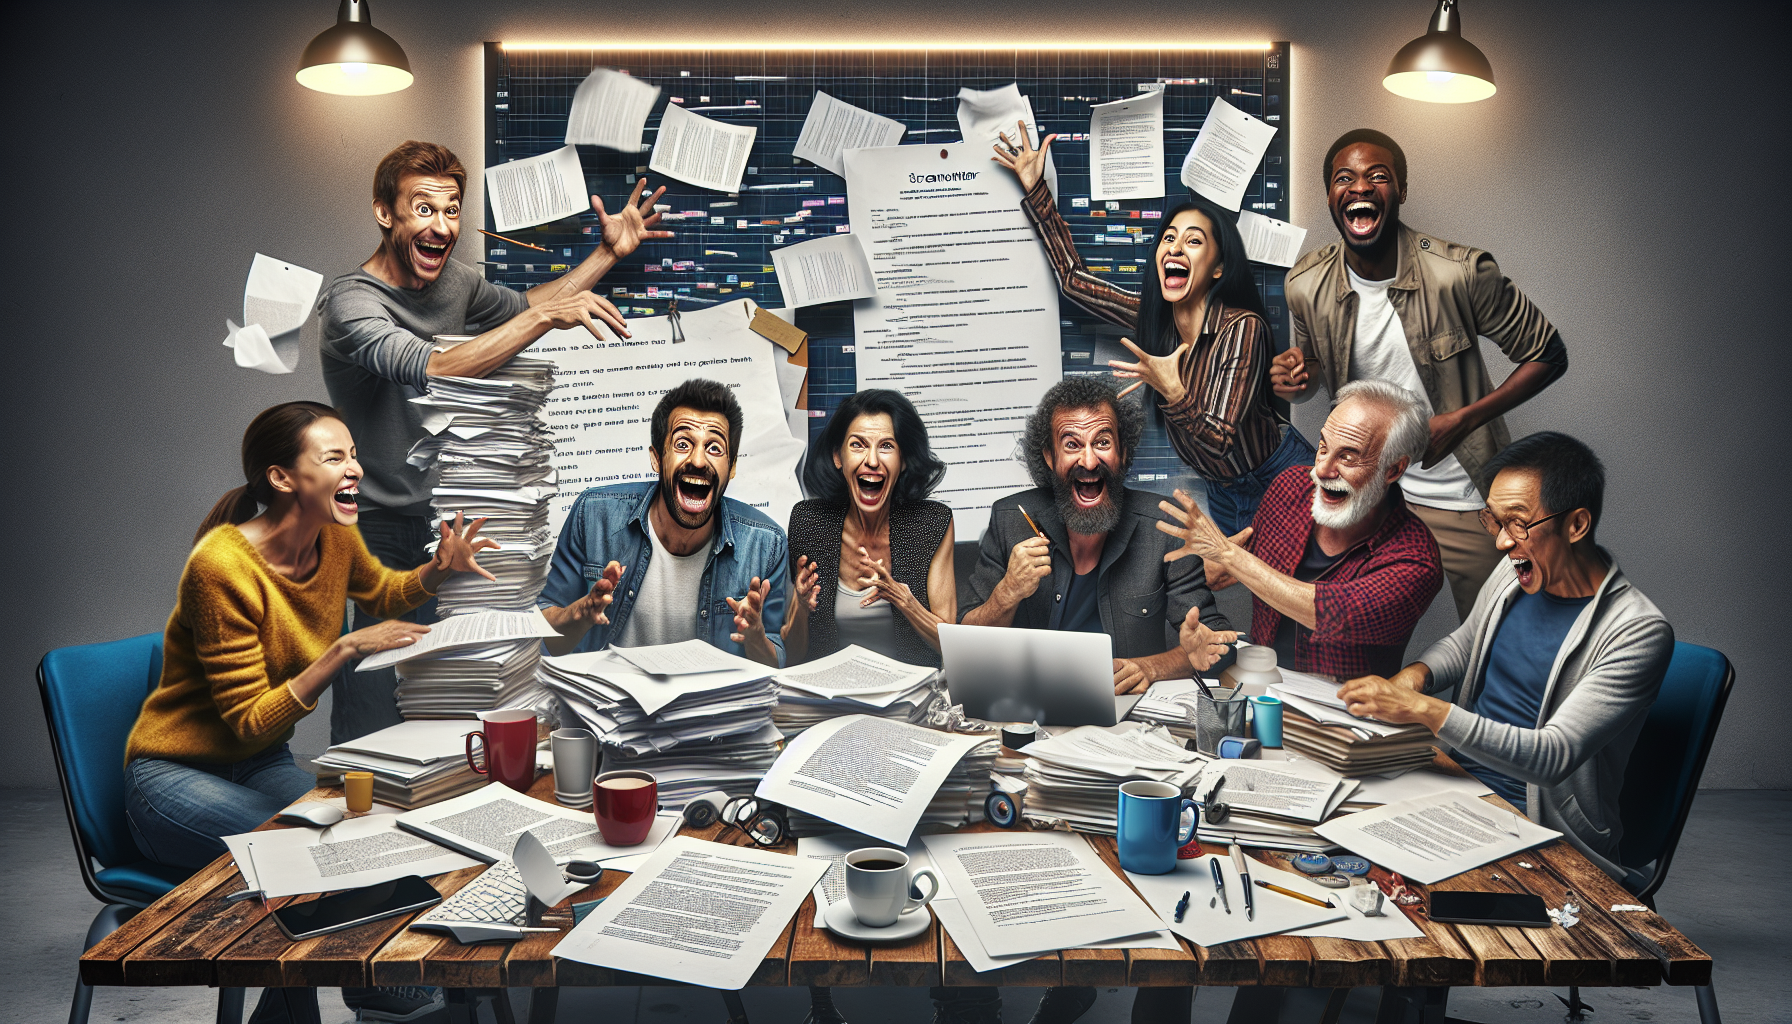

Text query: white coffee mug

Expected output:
[551,728,598,809]
[844,847,940,928]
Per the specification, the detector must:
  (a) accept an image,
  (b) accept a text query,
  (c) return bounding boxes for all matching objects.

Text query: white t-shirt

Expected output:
[1346,268,1483,511]
[616,514,708,647]
[834,579,900,660]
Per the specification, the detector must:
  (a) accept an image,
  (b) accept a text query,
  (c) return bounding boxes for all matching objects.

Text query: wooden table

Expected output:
[81,773,1712,1024]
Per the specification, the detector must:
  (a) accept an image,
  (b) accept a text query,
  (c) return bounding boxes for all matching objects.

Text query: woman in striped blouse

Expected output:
[994,124,1314,536]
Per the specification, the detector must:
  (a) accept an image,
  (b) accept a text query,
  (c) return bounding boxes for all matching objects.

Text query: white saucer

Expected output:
[823,900,933,942]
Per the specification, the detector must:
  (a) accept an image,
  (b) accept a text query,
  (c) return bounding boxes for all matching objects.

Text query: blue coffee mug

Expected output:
[1117,780,1197,875]
[1250,694,1284,748]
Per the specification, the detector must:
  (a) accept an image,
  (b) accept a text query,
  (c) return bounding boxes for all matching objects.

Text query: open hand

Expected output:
[1179,610,1240,673]
[536,290,631,343]
[1109,337,1189,404]
[990,119,1057,193]
[726,576,774,647]
[1270,347,1309,400]
[1156,489,1232,564]
[339,619,430,659]
[595,179,674,259]
[562,561,626,631]
[432,512,499,581]
[789,555,821,621]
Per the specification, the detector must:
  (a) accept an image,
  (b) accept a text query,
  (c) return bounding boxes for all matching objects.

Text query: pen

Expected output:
[476,228,552,253]
[1254,879,1335,909]
[1173,890,1191,923]
[1231,845,1254,921]
[1016,504,1047,540]
[1116,380,1146,399]
[1210,856,1230,915]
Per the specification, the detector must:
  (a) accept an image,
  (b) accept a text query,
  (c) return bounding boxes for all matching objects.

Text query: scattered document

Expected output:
[487,145,589,232]
[1021,722,1207,833]
[565,68,662,151]
[396,784,681,864]
[793,90,908,177]
[920,831,1162,957]
[771,234,877,308]
[324,719,480,765]
[844,143,1062,538]
[1314,793,1561,884]
[956,83,1057,200]
[611,638,761,677]
[650,103,757,193]
[1179,96,1277,212]
[357,609,562,672]
[1236,210,1308,267]
[553,835,828,990]
[1346,768,1492,807]
[547,645,771,717]
[222,253,323,375]
[932,897,1179,974]
[773,645,936,708]
[532,299,807,538]
[1127,854,1345,947]
[1088,91,1165,202]
[1198,760,1356,825]
[224,814,479,898]
[755,715,993,846]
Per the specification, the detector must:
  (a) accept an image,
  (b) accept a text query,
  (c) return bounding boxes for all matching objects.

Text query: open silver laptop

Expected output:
[937,622,1141,727]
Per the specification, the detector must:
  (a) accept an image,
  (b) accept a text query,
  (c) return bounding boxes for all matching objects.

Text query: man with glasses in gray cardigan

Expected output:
[1336,432,1672,880]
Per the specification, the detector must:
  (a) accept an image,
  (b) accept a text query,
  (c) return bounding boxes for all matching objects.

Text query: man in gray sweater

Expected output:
[1337,432,1672,879]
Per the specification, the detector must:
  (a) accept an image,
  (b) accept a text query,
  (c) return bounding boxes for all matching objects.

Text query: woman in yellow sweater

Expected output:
[123,401,494,869]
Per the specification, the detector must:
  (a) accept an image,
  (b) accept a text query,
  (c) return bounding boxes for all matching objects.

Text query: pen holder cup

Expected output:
[1194,688,1249,756]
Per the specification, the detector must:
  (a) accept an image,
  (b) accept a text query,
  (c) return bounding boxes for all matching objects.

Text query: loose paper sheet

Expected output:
[844,143,1062,538]
[1127,853,1345,946]
[610,638,760,677]
[552,835,829,990]
[222,253,323,374]
[1236,210,1308,267]
[920,831,1163,957]
[357,609,562,672]
[395,784,681,864]
[565,68,662,152]
[650,104,757,193]
[793,90,908,177]
[771,234,877,307]
[1347,767,1492,806]
[755,715,990,846]
[487,145,589,232]
[224,814,479,898]
[931,898,1179,974]
[773,645,936,707]
[1088,91,1165,202]
[1179,96,1277,212]
[1313,793,1561,884]
[956,83,1058,200]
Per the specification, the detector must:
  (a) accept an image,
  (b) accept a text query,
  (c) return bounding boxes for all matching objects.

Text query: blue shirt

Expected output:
[1459,588,1593,804]
[1057,568,1103,634]
[539,482,789,663]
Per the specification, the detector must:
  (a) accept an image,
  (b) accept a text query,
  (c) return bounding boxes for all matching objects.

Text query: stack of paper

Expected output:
[312,719,488,809]
[399,355,561,718]
[1193,759,1358,854]
[772,646,940,739]
[1268,672,1439,777]
[541,644,783,805]
[1126,677,1218,743]
[1021,722,1207,834]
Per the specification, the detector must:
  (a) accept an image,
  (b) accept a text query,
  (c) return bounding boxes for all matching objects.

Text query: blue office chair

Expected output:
[39,632,247,1024]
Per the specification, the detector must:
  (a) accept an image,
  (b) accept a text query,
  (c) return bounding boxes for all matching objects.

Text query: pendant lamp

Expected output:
[1383,0,1496,103]
[297,0,413,96]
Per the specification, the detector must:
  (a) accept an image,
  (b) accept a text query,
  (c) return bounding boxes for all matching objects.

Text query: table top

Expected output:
[81,772,1711,992]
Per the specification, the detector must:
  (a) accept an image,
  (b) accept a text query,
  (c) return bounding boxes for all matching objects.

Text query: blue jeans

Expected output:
[1203,427,1317,536]
[124,744,316,870]
[331,506,437,746]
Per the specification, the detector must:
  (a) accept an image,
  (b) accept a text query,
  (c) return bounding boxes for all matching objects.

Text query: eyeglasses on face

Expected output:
[1476,507,1568,541]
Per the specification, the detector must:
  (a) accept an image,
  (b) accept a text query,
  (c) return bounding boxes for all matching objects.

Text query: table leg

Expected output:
[490,989,519,1024]
[444,988,476,1024]
[273,988,322,1024]
[1696,983,1723,1024]
[1373,986,1448,1024]
[1227,987,1283,1024]
[1319,988,1350,1024]
[527,987,560,1024]
[720,989,751,1023]
[215,987,245,1024]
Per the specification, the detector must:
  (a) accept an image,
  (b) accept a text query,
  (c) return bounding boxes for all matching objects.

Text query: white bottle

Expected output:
[1220,645,1282,698]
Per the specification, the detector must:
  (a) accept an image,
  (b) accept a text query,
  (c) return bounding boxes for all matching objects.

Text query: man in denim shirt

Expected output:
[538,379,789,667]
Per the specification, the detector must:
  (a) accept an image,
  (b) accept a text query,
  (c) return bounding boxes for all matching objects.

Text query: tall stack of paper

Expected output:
[1021,722,1207,834]
[540,643,783,805]
[772,646,940,739]
[311,720,487,809]
[355,609,564,720]
[1268,672,1439,777]
[1192,759,1358,854]
[400,354,560,718]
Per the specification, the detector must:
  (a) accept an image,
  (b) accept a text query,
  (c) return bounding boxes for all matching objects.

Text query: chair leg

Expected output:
[215,987,246,1024]
[1320,988,1351,1024]
[70,903,138,1024]
[489,988,520,1024]
[445,988,477,1024]
[1696,983,1722,1024]
[720,989,751,1023]
[1227,987,1283,1024]
[1374,986,1450,1024]
[527,987,559,1024]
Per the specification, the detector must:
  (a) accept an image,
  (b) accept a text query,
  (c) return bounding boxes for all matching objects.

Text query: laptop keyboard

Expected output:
[413,859,528,927]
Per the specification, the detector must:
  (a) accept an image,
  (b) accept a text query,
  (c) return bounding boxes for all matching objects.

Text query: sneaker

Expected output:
[344,986,447,1023]
[803,985,850,1024]
[1027,986,1098,1024]
[931,995,1003,1024]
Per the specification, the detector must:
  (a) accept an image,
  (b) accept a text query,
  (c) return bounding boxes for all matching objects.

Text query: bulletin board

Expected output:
[483,43,1291,501]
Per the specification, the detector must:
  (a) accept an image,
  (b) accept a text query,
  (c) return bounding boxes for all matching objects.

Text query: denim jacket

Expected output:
[538,482,789,663]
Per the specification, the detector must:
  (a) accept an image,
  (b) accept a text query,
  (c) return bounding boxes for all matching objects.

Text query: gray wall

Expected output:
[6,1,1786,788]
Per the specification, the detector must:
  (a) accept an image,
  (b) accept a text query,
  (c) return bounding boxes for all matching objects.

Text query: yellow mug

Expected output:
[344,771,374,813]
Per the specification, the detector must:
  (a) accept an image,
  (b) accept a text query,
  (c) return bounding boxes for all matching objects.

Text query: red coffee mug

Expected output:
[465,710,538,794]
[592,770,658,846]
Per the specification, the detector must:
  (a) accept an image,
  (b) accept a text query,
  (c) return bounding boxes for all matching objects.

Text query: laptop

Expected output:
[937,622,1142,727]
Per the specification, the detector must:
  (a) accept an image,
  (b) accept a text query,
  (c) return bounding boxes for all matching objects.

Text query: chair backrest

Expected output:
[38,632,164,879]
[1616,640,1734,901]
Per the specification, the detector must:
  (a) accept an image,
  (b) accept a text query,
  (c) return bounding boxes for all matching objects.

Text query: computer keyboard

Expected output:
[412,859,529,929]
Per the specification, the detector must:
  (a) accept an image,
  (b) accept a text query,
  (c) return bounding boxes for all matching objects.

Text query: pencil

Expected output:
[1116,380,1146,399]
[1254,879,1335,909]
[477,228,553,254]
[1016,505,1046,539]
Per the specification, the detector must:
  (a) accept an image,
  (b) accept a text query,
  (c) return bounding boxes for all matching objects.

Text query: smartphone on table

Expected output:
[1427,890,1552,928]
[272,875,442,941]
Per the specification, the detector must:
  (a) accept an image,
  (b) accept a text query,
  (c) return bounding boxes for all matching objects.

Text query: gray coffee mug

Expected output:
[551,727,597,809]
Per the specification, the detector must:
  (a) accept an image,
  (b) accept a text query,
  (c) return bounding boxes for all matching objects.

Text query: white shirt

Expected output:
[616,514,708,647]
[834,579,900,660]
[1346,268,1483,511]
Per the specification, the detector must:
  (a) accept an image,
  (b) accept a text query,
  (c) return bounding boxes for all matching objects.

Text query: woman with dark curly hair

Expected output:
[782,389,955,669]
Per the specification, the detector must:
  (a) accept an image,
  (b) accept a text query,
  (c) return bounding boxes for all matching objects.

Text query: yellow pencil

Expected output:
[1016,505,1046,539]
[477,228,553,253]
[1253,879,1334,909]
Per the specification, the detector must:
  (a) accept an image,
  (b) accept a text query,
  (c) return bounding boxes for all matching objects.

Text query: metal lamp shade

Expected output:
[297,0,413,96]
[1383,0,1496,103]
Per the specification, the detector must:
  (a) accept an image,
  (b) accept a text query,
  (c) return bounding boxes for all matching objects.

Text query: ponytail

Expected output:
[196,401,343,547]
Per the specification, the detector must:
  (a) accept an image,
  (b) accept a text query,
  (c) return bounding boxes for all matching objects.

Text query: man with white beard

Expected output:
[1157,379,1443,679]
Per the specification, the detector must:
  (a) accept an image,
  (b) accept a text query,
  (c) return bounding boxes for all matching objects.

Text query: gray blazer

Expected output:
[1421,550,1673,880]
[961,486,1230,657]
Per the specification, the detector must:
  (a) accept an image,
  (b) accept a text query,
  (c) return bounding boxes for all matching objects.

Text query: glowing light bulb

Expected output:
[342,62,368,75]
[1426,71,1455,84]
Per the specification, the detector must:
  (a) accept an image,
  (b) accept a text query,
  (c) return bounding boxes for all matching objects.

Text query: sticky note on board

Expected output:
[749,307,807,354]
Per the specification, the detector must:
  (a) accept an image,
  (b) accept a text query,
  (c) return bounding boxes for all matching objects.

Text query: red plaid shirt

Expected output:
[1248,467,1442,679]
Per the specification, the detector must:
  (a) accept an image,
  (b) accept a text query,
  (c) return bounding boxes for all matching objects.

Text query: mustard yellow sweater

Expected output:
[125,524,429,765]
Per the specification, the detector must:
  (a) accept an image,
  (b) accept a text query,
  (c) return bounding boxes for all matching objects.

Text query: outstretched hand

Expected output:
[990,119,1057,193]
[1109,337,1189,405]
[789,555,822,619]
[855,546,922,614]
[594,178,674,259]
[433,512,499,581]
[563,561,627,631]
[726,576,774,647]
[1179,608,1240,673]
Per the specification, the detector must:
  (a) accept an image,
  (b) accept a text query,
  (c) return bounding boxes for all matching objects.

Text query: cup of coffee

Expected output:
[551,728,598,809]
[844,847,940,929]
[1117,780,1198,875]
[465,710,538,794]
[343,771,374,813]
[593,770,658,846]
[1249,694,1284,748]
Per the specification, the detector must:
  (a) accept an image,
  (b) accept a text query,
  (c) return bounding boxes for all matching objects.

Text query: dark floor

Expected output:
[8,789,1786,1024]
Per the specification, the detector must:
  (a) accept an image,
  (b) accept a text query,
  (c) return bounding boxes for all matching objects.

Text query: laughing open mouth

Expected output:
[1511,557,1534,587]
[1317,481,1351,505]
[674,472,716,515]
[853,474,888,506]
[413,237,450,267]
[1342,200,1381,239]
[334,488,359,514]
[1161,255,1190,291]
[1070,473,1107,508]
